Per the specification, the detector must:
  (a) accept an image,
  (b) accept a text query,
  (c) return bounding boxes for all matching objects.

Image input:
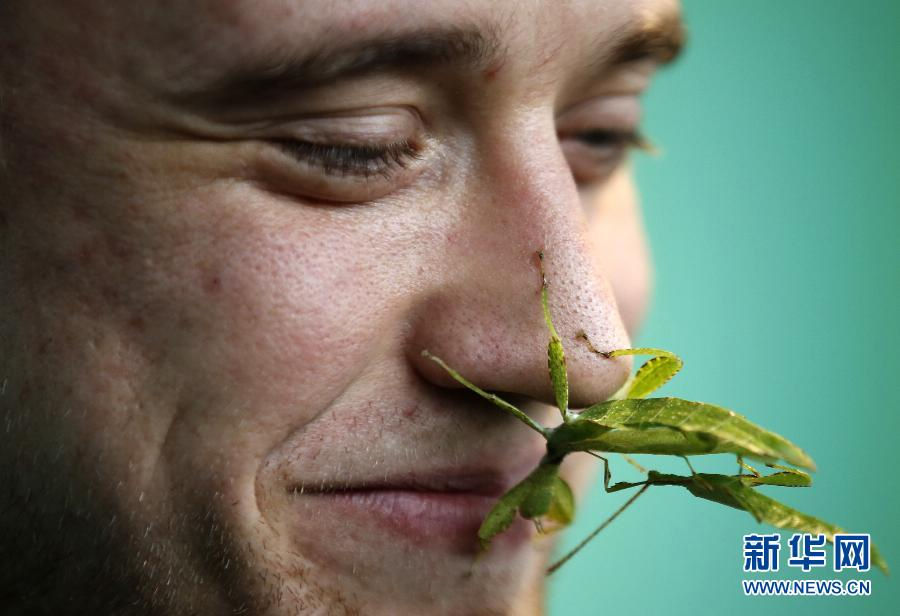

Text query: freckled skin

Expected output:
[0,0,673,614]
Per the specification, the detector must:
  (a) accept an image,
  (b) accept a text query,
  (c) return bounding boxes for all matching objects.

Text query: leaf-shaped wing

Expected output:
[742,466,812,488]
[684,474,889,575]
[548,397,815,471]
[606,348,683,399]
[543,476,575,532]
[479,462,576,549]
[519,462,561,520]
[547,336,569,419]
[477,476,532,550]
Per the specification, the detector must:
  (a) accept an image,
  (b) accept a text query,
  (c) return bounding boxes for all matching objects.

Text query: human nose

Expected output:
[408,122,633,410]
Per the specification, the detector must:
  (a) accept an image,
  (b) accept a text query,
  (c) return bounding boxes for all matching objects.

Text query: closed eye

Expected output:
[273,139,421,179]
[561,129,653,185]
[574,129,648,151]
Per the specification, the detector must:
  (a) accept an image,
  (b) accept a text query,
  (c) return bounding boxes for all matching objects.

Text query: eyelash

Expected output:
[274,129,647,180]
[274,139,421,178]
[572,129,649,152]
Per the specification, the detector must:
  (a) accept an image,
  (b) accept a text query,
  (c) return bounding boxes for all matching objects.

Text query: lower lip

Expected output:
[303,489,532,553]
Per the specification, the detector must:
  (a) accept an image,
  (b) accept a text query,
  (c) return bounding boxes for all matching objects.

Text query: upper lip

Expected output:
[282,397,550,500]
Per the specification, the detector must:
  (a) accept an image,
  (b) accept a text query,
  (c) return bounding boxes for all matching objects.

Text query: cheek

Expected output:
[159,184,447,447]
[582,167,652,336]
[174,197,399,430]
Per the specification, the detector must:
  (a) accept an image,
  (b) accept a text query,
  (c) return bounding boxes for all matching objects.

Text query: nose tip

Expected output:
[564,330,633,409]
[537,252,633,409]
[409,249,633,414]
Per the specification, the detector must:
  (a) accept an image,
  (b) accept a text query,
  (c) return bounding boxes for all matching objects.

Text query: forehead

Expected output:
[107,0,680,91]
[198,0,678,39]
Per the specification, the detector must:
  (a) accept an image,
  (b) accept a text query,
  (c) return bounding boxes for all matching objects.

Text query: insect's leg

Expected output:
[421,350,547,436]
[621,454,647,473]
[738,456,760,477]
[547,483,650,575]
[681,456,712,490]
[586,451,613,492]
[681,456,698,476]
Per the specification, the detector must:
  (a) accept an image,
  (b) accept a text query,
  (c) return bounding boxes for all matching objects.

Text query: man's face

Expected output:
[0,0,680,613]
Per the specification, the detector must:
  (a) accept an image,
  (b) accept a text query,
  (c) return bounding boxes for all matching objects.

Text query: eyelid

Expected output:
[253,105,427,188]
[556,95,641,138]
[560,128,652,186]
[253,109,428,203]
[275,107,424,144]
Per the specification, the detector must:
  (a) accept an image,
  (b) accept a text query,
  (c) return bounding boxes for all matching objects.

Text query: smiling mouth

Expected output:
[287,471,534,553]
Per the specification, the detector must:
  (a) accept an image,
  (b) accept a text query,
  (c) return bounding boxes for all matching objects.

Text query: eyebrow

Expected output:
[180,25,502,108]
[180,12,685,109]
[609,8,686,66]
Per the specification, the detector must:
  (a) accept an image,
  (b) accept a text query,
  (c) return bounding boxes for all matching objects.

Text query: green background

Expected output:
[549,1,899,614]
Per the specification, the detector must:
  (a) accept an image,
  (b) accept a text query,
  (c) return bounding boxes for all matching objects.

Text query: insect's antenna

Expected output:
[576,330,610,358]
[547,483,650,575]
[537,251,560,341]
[536,249,548,287]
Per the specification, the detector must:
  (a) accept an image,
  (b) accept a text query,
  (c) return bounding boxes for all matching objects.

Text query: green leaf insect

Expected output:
[548,397,816,470]
[422,251,888,576]
[477,461,575,550]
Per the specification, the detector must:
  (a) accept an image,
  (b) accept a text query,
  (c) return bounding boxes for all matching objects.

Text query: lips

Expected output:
[287,467,537,553]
